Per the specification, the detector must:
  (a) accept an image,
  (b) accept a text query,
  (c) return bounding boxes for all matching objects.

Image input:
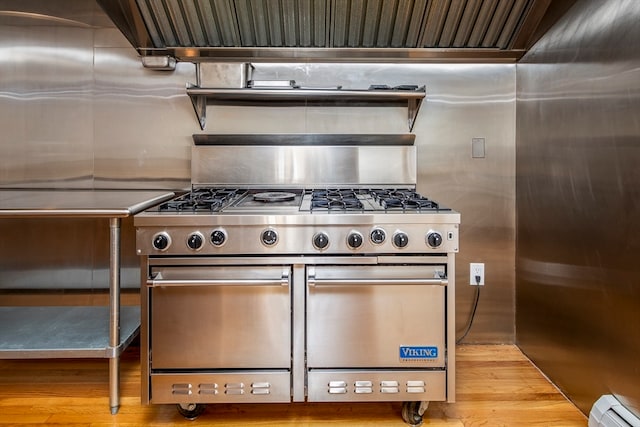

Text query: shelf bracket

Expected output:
[188,90,207,130]
[407,97,423,132]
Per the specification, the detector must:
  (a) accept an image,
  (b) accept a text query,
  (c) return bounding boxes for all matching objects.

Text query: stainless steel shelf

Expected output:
[186,86,426,131]
[0,306,140,359]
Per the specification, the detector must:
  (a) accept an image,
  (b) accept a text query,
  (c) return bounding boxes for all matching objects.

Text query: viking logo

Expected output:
[399,346,438,360]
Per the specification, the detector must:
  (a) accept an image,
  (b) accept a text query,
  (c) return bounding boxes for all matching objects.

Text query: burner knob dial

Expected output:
[261,228,278,246]
[393,231,409,248]
[370,227,386,245]
[426,231,443,248]
[313,232,330,250]
[152,232,171,251]
[187,232,204,251]
[347,231,364,249]
[210,229,227,246]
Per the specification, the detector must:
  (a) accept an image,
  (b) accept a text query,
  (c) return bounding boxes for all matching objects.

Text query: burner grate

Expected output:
[370,189,444,211]
[159,188,244,212]
[310,189,364,211]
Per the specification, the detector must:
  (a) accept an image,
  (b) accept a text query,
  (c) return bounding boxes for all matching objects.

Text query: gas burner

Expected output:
[254,192,297,202]
[310,189,364,211]
[370,189,445,211]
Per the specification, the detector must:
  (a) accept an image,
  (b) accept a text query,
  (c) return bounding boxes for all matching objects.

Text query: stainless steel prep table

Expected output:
[0,190,174,414]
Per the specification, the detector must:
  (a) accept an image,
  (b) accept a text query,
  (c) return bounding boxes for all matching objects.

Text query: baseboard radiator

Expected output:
[590,395,640,427]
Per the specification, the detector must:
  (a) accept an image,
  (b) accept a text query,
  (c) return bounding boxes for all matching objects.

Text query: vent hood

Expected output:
[96,0,577,63]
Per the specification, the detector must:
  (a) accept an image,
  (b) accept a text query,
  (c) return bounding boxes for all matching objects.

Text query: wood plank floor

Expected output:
[0,344,587,426]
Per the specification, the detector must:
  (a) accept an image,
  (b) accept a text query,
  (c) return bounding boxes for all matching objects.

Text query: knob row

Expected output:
[346,229,442,250]
[152,229,444,251]
[152,229,227,251]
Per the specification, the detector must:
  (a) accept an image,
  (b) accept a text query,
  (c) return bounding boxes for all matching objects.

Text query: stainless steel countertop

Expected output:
[0,190,175,218]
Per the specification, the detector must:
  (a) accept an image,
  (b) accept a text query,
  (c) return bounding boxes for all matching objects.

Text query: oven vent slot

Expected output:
[171,383,192,395]
[198,383,218,395]
[251,382,272,395]
[225,382,245,395]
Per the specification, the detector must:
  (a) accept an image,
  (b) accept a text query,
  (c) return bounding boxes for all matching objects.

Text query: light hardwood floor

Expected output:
[0,344,587,426]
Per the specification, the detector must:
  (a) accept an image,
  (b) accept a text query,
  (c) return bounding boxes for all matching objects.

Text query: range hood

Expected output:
[96,0,577,63]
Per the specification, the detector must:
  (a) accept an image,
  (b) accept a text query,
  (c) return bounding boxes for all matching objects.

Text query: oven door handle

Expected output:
[148,270,290,287]
[307,277,448,287]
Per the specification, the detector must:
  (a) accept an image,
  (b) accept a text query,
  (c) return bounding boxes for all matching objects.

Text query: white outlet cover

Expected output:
[470,262,485,285]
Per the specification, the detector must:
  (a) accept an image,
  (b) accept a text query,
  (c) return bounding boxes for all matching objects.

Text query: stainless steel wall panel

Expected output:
[413,63,516,342]
[516,0,640,417]
[0,24,94,188]
[92,47,194,189]
[1,2,516,342]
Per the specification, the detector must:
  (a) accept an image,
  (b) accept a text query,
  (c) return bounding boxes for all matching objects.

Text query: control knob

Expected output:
[393,231,409,248]
[313,232,330,250]
[370,227,386,245]
[152,232,170,251]
[426,231,443,248]
[347,231,363,249]
[187,232,204,251]
[261,228,278,246]
[210,229,227,246]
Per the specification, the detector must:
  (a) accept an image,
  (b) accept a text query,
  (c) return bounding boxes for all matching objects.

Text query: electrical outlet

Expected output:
[470,263,485,285]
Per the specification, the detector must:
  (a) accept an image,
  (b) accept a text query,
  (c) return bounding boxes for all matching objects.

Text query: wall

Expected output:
[0,1,515,343]
[516,0,640,416]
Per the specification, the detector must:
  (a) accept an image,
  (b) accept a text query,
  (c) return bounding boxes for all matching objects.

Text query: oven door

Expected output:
[306,264,447,369]
[148,265,291,370]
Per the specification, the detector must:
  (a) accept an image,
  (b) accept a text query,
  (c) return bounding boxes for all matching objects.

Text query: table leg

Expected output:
[109,217,121,414]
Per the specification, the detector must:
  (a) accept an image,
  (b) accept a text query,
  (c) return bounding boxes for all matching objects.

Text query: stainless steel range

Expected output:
[134,135,459,426]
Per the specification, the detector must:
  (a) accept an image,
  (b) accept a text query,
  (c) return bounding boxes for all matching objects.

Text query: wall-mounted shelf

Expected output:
[186,86,426,132]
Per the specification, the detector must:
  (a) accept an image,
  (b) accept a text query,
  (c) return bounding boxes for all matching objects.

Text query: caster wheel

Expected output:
[401,401,428,426]
[177,403,206,420]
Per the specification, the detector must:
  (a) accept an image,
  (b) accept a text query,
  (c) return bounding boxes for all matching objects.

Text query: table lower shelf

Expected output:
[0,305,140,359]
